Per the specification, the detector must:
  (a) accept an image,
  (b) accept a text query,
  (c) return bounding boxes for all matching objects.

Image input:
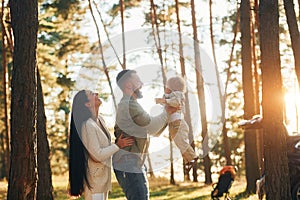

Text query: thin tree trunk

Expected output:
[7,0,38,199]
[209,0,223,127]
[241,0,260,194]
[191,0,212,184]
[120,0,126,69]
[149,0,172,184]
[36,69,54,200]
[175,0,197,182]
[298,0,300,22]
[92,0,123,67]
[88,0,117,111]
[251,0,264,175]
[260,0,291,199]
[223,7,240,166]
[150,0,166,82]
[146,154,155,178]
[283,0,300,91]
[1,0,10,178]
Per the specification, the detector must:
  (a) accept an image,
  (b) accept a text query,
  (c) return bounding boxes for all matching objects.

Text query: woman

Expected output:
[69,90,134,200]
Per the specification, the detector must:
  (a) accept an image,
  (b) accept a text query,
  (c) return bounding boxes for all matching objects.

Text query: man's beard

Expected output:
[134,89,143,99]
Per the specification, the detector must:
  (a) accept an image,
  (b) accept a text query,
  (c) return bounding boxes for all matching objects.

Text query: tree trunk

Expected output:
[92,1,123,67]
[240,0,260,194]
[120,0,126,69]
[251,0,264,175]
[36,69,54,200]
[298,0,300,22]
[259,0,292,199]
[174,0,197,182]
[1,0,10,178]
[7,0,38,199]
[88,0,117,110]
[191,0,212,184]
[146,154,155,178]
[283,0,300,90]
[223,7,240,166]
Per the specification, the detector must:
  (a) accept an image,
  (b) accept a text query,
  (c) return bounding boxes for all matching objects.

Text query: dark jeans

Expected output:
[114,169,149,200]
[113,155,149,200]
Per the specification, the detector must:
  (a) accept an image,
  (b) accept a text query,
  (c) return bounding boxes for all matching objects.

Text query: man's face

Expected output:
[129,73,143,99]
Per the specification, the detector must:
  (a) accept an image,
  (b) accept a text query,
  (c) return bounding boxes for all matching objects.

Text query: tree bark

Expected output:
[191,0,212,184]
[223,7,240,166]
[120,0,126,69]
[88,0,117,111]
[240,0,260,194]
[36,69,54,200]
[283,0,300,91]
[175,0,197,182]
[8,0,38,199]
[1,0,10,179]
[259,0,292,199]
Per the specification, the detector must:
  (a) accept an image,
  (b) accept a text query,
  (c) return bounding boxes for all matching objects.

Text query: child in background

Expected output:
[156,76,198,170]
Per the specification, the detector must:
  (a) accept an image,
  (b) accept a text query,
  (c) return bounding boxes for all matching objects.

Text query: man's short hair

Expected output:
[116,69,137,90]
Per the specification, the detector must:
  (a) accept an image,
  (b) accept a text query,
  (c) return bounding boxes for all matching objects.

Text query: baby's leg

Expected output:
[169,120,197,163]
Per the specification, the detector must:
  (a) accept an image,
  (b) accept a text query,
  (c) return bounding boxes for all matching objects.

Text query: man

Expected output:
[113,69,171,200]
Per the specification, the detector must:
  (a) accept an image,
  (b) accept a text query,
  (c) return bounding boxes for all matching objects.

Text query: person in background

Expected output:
[69,90,134,200]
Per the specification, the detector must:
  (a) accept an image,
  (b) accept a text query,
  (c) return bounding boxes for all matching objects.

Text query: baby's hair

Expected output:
[166,76,186,92]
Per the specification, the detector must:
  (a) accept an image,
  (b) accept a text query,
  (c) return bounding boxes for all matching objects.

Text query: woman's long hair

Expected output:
[69,90,92,196]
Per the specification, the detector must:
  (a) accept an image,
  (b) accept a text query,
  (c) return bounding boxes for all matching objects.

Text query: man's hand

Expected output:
[155,98,166,104]
[165,105,180,114]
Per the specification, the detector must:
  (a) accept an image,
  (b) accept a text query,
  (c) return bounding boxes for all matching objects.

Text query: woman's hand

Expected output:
[116,133,135,149]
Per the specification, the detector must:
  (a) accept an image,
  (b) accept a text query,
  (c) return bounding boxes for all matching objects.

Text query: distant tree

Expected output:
[283,0,300,90]
[120,0,126,69]
[1,0,10,179]
[259,0,292,199]
[36,69,54,200]
[38,0,89,174]
[7,0,38,199]
[174,0,197,182]
[190,0,212,185]
[240,0,260,194]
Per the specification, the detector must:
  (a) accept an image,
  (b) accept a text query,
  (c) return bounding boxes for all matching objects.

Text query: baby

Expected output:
[156,76,198,170]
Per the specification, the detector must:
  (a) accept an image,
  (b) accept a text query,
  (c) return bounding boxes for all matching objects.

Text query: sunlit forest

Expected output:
[1,0,300,199]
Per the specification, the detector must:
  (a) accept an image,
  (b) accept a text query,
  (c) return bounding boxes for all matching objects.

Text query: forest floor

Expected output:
[0,175,262,199]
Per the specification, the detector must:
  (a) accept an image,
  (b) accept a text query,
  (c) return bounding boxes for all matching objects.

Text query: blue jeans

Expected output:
[113,155,149,200]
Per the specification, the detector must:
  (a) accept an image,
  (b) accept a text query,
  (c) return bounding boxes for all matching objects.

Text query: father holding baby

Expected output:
[113,69,197,200]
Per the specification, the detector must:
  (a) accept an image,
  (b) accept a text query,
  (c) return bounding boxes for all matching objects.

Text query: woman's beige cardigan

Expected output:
[81,116,119,199]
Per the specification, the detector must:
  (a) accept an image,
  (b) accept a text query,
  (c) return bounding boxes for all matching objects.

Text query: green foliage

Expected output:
[37,0,91,174]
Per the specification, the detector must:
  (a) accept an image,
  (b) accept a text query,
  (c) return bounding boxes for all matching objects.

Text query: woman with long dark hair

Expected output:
[69,90,134,200]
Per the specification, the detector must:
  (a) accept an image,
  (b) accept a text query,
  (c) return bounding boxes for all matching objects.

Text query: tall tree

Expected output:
[7,0,38,199]
[251,0,264,175]
[240,0,260,194]
[174,0,197,182]
[190,0,212,184]
[88,0,117,110]
[222,6,240,166]
[1,0,10,179]
[149,0,172,183]
[120,0,126,69]
[259,0,292,199]
[36,69,54,200]
[283,0,300,91]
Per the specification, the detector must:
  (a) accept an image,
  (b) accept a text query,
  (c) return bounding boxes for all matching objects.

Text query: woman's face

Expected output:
[85,90,102,110]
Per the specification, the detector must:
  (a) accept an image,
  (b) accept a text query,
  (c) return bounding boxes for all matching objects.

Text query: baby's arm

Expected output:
[155,98,166,104]
[166,97,181,107]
